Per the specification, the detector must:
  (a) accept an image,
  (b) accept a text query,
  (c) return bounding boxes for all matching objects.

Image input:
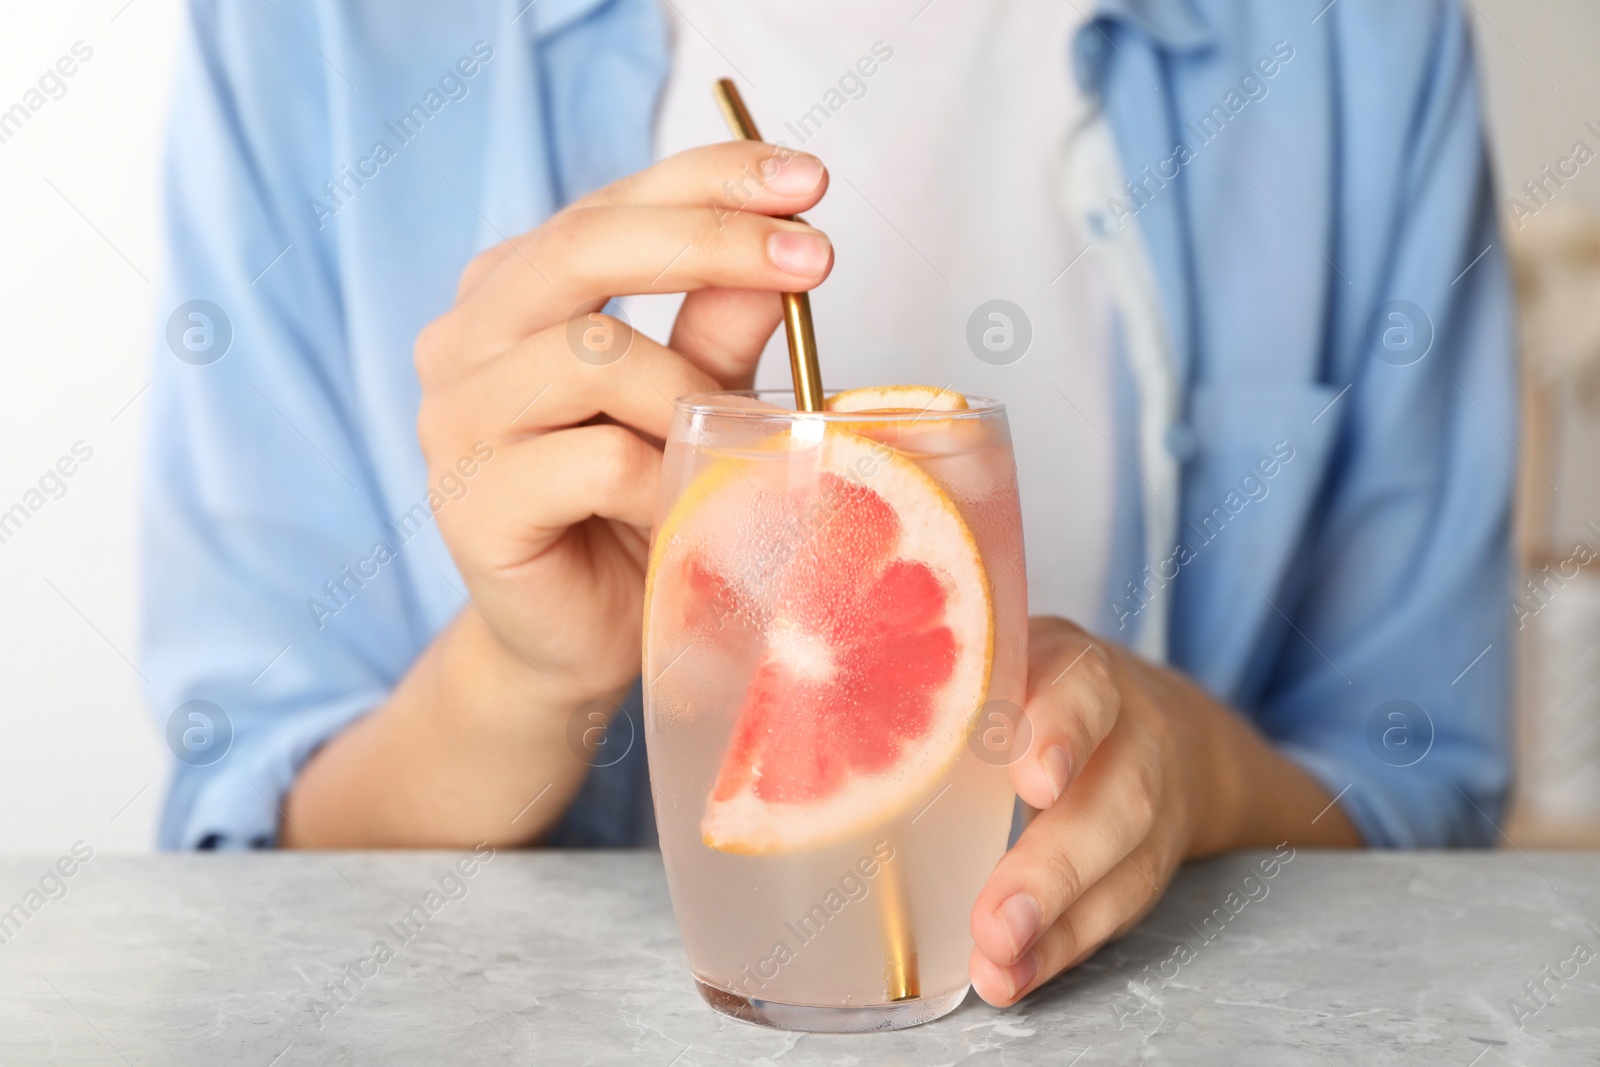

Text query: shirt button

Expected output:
[1165,423,1200,464]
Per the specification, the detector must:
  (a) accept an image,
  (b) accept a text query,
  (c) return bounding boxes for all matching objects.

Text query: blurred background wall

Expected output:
[1,1,178,852]
[0,0,1596,852]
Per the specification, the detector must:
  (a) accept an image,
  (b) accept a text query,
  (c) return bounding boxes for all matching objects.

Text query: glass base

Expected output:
[694,977,969,1033]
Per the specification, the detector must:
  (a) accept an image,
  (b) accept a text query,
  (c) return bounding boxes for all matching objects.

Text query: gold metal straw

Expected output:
[712,78,918,1003]
[712,78,826,413]
[878,850,921,1002]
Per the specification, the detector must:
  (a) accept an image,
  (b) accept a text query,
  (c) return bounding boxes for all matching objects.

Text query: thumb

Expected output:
[669,287,787,390]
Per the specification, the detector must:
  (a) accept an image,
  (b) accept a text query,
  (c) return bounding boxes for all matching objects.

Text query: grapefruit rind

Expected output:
[642,451,743,679]
[824,386,973,449]
[824,385,969,415]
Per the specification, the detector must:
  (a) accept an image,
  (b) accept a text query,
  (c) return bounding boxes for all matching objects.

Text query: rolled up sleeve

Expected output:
[142,0,419,849]
[1261,2,1514,846]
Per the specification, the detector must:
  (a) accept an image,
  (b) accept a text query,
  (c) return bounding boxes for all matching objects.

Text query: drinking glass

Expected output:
[642,390,1027,1032]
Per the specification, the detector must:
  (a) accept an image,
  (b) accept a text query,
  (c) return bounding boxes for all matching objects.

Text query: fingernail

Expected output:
[996,893,1042,959]
[1005,951,1040,1001]
[1042,745,1072,802]
[767,230,831,276]
[764,153,824,196]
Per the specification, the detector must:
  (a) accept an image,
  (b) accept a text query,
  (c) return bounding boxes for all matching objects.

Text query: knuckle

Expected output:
[1047,645,1117,754]
[457,245,503,296]
[1075,644,1121,731]
[1056,617,1092,640]
[581,311,624,343]
[1063,711,1097,771]
[1048,910,1085,971]
[1119,860,1167,933]
[1034,614,1090,647]
[591,425,643,490]
[696,200,732,244]
[671,211,721,270]
[576,174,629,209]
[565,311,633,369]
[523,325,565,370]
[539,207,594,270]
[1038,847,1086,908]
[1125,751,1162,829]
[1127,782,1158,832]
[415,398,444,457]
[1081,642,1116,695]
[413,316,454,382]
[1138,856,1167,910]
[1142,700,1174,748]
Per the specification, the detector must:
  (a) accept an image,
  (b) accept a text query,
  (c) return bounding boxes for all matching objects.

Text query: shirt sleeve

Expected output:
[142,0,412,849]
[1263,2,1514,847]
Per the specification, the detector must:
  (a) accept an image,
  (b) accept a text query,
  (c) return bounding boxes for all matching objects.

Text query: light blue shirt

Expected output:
[144,0,1515,850]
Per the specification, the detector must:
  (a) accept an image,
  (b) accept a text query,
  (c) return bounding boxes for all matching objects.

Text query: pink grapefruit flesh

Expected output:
[647,428,992,855]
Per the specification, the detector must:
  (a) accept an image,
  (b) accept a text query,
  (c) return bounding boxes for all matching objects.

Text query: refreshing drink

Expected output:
[643,388,1027,1032]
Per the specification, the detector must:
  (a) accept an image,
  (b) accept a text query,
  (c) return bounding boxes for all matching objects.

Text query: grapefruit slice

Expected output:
[824,385,968,415]
[646,428,993,855]
[823,386,973,452]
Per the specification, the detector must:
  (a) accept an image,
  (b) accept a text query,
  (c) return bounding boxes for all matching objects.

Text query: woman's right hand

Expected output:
[284,143,831,848]
[416,142,833,729]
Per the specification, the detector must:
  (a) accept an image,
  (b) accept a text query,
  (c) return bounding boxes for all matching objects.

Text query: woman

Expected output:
[143,0,1513,1007]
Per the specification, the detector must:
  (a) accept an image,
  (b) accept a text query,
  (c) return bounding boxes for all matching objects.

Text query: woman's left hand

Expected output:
[967,615,1356,1006]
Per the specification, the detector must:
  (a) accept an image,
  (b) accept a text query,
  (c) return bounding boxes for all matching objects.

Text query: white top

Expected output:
[624,0,1118,630]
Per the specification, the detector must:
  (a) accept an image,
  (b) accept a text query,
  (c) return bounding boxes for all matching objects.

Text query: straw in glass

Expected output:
[711,78,920,1004]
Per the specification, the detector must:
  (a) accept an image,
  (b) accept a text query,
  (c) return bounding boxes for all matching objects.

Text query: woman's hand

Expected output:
[967,616,1359,1006]
[285,143,833,847]
[418,141,832,707]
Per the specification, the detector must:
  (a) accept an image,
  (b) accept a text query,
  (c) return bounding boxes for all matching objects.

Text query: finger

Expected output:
[1013,619,1122,810]
[420,318,720,447]
[452,144,827,304]
[970,716,1163,968]
[969,832,1171,1008]
[669,288,785,388]
[578,141,828,214]
[454,206,832,355]
[437,424,662,567]
[456,242,516,303]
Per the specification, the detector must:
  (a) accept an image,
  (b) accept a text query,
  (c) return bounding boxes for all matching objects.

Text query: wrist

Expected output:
[430,608,603,748]
[1179,677,1249,858]
[1180,684,1362,852]
[1206,713,1245,856]
[285,605,614,849]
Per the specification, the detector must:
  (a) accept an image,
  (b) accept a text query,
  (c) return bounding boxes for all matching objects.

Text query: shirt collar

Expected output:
[1089,0,1215,52]
[524,0,615,41]
[1073,0,1215,93]
[529,0,1216,52]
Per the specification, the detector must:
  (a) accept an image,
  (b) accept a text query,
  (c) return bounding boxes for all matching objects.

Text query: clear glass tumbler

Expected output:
[642,390,1028,1032]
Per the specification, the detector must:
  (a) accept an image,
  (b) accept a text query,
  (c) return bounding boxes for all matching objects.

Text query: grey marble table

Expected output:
[0,850,1596,1065]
